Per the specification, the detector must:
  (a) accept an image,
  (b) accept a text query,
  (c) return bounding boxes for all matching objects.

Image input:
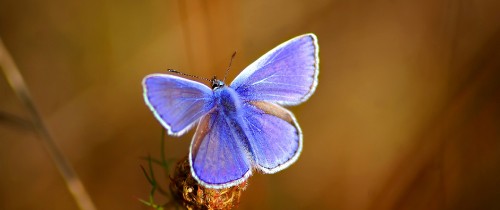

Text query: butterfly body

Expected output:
[214,85,240,116]
[143,33,319,188]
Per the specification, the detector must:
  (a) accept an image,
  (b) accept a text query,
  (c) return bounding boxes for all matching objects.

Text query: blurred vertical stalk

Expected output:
[0,37,96,210]
[178,0,194,69]
[177,0,214,74]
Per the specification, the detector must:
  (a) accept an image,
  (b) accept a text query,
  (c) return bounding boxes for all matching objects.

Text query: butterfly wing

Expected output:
[242,101,302,173]
[143,74,214,136]
[189,110,252,189]
[230,33,319,106]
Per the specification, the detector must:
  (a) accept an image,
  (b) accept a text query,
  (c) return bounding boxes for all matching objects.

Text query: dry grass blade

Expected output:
[0,37,97,210]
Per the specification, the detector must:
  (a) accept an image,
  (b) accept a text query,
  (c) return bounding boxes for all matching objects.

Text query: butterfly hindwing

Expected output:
[143,74,215,136]
[189,109,252,189]
[231,33,319,106]
[242,101,302,173]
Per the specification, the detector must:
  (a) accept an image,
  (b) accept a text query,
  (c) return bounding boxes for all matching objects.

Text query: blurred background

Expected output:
[1,0,500,209]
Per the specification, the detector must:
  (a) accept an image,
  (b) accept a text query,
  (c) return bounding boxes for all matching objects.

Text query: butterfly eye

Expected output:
[211,78,225,89]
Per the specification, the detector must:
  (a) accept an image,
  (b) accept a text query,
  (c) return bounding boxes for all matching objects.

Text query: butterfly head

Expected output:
[210,76,225,90]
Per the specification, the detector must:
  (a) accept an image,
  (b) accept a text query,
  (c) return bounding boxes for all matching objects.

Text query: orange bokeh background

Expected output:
[1,0,499,209]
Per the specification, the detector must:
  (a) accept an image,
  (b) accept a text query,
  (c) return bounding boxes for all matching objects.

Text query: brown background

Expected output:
[1,0,500,209]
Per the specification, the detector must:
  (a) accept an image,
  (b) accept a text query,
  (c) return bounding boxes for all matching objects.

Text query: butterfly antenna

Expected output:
[168,69,211,82]
[223,51,237,82]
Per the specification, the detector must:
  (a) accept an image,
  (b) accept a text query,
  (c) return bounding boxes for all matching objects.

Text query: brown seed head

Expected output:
[170,157,247,210]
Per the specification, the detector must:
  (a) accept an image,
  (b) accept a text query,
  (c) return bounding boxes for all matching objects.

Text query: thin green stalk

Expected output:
[0,37,96,210]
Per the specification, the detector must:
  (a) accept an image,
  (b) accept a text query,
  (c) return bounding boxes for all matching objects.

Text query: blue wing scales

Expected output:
[242,101,302,173]
[143,74,214,136]
[231,33,319,106]
[189,110,252,189]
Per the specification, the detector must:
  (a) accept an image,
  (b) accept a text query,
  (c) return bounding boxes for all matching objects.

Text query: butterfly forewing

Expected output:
[230,33,319,106]
[143,74,215,136]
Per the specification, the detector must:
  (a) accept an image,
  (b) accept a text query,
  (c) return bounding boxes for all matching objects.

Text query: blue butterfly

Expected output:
[142,33,319,189]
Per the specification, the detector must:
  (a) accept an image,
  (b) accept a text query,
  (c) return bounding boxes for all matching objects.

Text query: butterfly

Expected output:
[142,33,319,189]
